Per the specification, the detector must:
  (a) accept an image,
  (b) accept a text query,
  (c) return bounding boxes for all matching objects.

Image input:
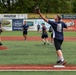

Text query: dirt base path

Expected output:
[1,36,76,41]
[0,65,76,71]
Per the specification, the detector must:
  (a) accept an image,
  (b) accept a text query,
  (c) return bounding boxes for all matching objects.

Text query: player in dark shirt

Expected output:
[37,24,40,33]
[0,22,3,46]
[36,8,68,65]
[22,21,29,40]
[41,23,49,45]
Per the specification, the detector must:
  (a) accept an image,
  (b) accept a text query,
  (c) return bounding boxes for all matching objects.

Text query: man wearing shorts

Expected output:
[22,21,29,40]
[37,24,40,33]
[41,23,49,45]
[0,20,3,46]
[37,8,68,65]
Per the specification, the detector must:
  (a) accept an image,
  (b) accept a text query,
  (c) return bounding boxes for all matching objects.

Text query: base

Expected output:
[54,65,65,68]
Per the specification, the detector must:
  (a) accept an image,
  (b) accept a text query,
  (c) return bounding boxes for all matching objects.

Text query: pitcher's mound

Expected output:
[0,46,8,50]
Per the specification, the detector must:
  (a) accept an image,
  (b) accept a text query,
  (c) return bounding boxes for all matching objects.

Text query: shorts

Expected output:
[23,31,27,35]
[41,34,48,39]
[0,29,2,35]
[37,28,40,31]
[54,38,63,50]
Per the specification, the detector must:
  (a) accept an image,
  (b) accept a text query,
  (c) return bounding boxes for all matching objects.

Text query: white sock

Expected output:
[60,57,64,62]
[58,56,64,62]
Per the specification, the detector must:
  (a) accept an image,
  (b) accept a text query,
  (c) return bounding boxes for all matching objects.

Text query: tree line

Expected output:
[0,0,76,13]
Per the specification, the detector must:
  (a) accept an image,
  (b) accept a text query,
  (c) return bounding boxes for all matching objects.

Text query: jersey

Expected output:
[37,24,40,29]
[42,26,47,35]
[0,18,2,29]
[48,20,67,40]
[22,24,29,31]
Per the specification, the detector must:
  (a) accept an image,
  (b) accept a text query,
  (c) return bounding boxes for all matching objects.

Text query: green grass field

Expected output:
[0,41,76,65]
[0,71,76,75]
[1,31,76,37]
[0,31,76,74]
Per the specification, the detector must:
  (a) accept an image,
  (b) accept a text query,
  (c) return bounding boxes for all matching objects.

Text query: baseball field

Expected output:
[0,31,76,75]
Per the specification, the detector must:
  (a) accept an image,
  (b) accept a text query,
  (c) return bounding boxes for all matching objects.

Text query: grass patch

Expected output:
[0,41,76,65]
[0,71,76,75]
[1,31,76,37]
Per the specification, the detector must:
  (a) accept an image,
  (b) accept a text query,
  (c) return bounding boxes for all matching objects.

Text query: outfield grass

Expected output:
[1,31,76,37]
[0,71,76,75]
[0,41,76,65]
[0,31,76,65]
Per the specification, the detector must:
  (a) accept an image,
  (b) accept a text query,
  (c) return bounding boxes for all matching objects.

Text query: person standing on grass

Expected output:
[36,8,68,65]
[41,23,49,45]
[22,21,29,40]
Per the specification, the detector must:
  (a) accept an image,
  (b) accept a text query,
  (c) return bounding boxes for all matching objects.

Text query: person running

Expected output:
[22,21,29,40]
[37,24,40,33]
[0,19,3,46]
[0,22,3,46]
[41,23,49,45]
[36,8,68,65]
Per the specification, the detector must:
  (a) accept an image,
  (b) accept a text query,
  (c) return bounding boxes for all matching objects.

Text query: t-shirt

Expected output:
[22,24,29,31]
[48,20,67,40]
[42,26,47,35]
[37,24,40,29]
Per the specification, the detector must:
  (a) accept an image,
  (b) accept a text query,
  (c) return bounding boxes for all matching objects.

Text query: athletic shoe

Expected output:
[0,42,2,46]
[56,60,67,65]
[56,60,61,64]
[44,42,46,45]
[61,60,67,65]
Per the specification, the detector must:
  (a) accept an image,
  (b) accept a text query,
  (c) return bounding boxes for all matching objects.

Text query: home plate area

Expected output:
[0,65,76,71]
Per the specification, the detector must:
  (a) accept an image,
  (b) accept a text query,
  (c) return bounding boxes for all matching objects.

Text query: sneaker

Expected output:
[56,60,61,64]
[56,60,67,65]
[44,42,46,45]
[61,60,67,65]
[0,43,2,46]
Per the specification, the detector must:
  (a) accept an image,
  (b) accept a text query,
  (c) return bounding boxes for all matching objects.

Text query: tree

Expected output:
[0,0,75,13]
[72,0,76,13]
[0,0,18,13]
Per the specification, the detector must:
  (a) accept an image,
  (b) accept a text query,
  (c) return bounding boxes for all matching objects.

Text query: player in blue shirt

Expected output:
[36,8,68,65]
[22,21,29,40]
[0,22,3,46]
[0,19,3,46]
[37,24,40,33]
